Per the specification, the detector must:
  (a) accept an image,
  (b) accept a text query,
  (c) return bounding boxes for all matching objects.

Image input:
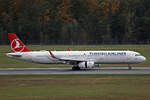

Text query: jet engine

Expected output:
[78,61,99,68]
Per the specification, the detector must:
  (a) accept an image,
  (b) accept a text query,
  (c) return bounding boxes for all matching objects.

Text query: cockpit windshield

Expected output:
[135,54,141,56]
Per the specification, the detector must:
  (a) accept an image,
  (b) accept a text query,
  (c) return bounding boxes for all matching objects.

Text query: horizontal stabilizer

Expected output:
[6,53,22,57]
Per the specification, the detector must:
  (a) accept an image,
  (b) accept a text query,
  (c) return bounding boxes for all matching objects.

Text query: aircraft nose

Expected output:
[141,56,146,62]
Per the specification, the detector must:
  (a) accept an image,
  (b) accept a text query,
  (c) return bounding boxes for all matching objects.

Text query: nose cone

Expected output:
[141,56,147,62]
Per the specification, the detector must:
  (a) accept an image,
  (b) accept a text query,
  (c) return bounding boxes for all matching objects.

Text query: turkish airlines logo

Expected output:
[11,39,24,52]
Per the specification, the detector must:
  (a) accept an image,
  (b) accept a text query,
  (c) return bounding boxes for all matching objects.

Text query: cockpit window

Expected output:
[135,54,141,56]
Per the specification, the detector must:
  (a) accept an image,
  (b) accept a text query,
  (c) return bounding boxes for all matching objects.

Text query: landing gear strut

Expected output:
[72,66,80,70]
[128,64,132,70]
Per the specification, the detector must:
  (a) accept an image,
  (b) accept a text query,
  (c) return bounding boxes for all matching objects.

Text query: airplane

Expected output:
[6,33,146,70]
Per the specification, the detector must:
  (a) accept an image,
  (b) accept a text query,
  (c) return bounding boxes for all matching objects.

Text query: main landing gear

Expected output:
[72,66,80,70]
[128,64,132,70]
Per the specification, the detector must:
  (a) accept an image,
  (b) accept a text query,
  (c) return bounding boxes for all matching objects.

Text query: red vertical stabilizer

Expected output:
[8,33,31,52]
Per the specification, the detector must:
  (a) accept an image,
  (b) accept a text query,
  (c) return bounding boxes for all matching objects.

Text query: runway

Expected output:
[0,67,150,75]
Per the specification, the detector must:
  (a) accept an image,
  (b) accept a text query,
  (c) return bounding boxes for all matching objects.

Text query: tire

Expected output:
[72,66,80,70]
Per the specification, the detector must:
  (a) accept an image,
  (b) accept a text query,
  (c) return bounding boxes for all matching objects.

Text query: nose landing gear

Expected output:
[128,64,132,70]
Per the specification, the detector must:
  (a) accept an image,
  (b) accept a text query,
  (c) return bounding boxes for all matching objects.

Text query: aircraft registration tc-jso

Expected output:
[6,33,146,70]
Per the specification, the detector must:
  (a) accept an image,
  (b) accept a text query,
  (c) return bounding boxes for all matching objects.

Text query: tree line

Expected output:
[0,0,150,45]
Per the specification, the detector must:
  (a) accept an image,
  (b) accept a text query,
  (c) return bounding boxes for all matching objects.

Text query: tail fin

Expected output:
[8,33,31,52]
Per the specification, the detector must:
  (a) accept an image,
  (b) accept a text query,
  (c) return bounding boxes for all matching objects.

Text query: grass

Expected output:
[0,45,150,68]
[0,74,150,100]
[1,45,150,100]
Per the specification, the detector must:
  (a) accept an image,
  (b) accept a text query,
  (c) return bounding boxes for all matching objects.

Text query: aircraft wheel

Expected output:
[128,64,132,70]
[72,66,80,70]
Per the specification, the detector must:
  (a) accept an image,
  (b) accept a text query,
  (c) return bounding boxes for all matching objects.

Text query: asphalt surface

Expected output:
[0,67,150,75]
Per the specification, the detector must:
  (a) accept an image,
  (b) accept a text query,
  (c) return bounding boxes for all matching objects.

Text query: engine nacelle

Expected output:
[78,61,100,68]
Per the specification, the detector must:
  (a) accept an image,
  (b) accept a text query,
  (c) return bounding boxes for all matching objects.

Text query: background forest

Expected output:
[0,0,150,45]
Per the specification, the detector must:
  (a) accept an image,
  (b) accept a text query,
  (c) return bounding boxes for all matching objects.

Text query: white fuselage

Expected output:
[6,51,146,65]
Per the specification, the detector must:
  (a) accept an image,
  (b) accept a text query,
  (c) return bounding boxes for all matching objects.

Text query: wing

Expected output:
[49,51,87,63]
[57,57,86,62]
